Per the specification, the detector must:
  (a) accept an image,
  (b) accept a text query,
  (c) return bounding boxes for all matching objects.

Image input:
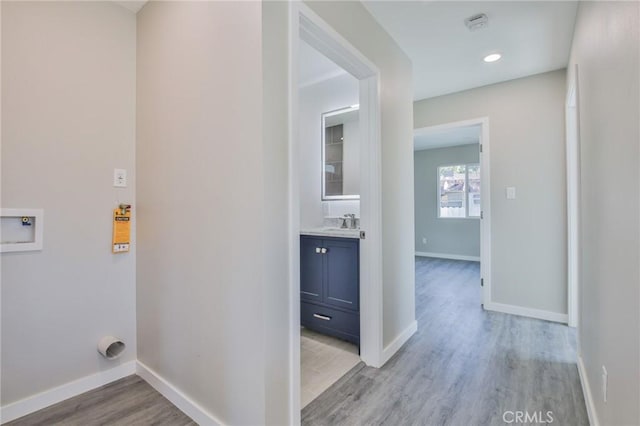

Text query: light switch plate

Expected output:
[114,169,127,188]
[506,186,516,200]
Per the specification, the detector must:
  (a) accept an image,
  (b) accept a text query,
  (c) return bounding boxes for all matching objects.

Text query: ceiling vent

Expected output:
[464,13,489,31]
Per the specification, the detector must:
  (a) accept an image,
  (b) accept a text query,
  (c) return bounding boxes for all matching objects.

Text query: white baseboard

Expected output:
[381,320,418,366]
[415,251,480,262]
[484,302,568,324]
[577,355,599,426]
[0,361,136,424]
[136,361,222,426]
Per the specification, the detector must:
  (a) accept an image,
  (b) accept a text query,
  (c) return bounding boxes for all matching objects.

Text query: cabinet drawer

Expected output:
[301,302,359,344]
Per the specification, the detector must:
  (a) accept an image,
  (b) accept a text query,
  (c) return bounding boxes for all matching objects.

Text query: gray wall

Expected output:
[1,2,137,404]
[414,70,567,315]
[414,144,480,257]
[568,2,640,424]
[305,1,416,349]
[1,2,416,422]
[262,2,290,423]
[136,2,265,424]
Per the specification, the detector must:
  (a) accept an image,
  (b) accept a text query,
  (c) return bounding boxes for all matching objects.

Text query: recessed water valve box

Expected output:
[1,208,44,253]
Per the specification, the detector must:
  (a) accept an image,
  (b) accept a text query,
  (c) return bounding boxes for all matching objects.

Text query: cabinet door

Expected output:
[323,238,359,311]
[300,236,323,302]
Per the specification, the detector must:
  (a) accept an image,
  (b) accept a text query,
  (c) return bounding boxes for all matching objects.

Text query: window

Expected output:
[438,163,480,218]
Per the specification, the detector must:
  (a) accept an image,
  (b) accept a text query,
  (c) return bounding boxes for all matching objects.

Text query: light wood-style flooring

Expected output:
[5,375,195,426]
[302,257,589,425]
[7,258,588,425]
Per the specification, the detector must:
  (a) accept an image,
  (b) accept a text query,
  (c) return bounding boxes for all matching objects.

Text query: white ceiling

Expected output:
[114,1,148,13]
[299,40,348,88]
[414,124,480,151]
[362,1,578,100]
[326,109,359,126]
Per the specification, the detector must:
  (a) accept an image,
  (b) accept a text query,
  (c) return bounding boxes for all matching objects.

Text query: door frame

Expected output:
[566,64,581,329]
[288,2,383,422]
[413,117,492,306]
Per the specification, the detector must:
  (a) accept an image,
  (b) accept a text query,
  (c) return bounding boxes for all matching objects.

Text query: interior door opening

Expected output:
[288,4,383,421]
[413,118,491,308]
[297,39,362,408]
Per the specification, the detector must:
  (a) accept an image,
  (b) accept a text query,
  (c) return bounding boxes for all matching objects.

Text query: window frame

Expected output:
[437,162,481,219]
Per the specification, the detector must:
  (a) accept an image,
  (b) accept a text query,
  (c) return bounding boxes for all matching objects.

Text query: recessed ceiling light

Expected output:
[483,53,502,63]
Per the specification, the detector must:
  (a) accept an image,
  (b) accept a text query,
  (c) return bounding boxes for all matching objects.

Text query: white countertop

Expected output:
[300,227,360,239]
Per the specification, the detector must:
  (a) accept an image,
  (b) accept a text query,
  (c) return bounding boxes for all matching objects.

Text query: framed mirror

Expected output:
[322,105,360,200]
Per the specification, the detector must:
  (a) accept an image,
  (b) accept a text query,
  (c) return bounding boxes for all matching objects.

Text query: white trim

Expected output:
[566,64,581,329]
[136,361,221,426]
[484,302,568,324]
[478,118,492,308]
[415,252,480,262]
[288,3,384,421]
[414,117,491,307]
[0,361,136,424]
[298,5,377,78]
[577,355,599,426]
[288,3,301,424]
[381,320,417,365]
[357,74,384,368]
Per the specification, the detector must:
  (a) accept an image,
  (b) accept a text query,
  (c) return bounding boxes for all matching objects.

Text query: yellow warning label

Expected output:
[112,208,131,254]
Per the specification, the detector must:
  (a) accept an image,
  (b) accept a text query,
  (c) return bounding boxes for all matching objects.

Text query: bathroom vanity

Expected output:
[300,232,360,345]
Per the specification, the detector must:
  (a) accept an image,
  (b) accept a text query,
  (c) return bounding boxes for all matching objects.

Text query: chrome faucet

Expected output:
[344,213,357,229]
[340,217,349,229]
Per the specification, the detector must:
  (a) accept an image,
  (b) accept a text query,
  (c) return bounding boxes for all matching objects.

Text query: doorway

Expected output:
[413,118,492,306]
[297,39,362,409]
[288,3,383,421]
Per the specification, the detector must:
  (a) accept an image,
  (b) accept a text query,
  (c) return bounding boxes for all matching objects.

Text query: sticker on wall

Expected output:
[112,204,131,253]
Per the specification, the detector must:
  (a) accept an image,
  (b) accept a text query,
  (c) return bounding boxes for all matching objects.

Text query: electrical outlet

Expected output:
[602,365,608,403]
[422,237,427,245]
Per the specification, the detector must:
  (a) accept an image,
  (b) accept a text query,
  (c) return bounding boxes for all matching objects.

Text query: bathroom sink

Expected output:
[300,227,360,238]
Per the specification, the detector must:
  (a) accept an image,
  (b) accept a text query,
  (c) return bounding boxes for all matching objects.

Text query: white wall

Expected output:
[299,73,359,229]
[414,70,567,316]
[414,144,480,257]
[305,1,415,348]
[1,1,137,405]
[568,2,640,424]
[136,2,266,424]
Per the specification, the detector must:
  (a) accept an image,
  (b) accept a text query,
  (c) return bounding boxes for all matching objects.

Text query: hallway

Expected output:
[302,257,588,425]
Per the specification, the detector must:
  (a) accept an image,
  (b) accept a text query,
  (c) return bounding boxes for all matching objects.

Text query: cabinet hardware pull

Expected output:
[315,247,321,254]
[321,248,327,254]
[313,313,331,321]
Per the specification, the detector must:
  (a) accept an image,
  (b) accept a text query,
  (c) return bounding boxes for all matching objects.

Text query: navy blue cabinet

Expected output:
[300,236,324,303]
[300,235,359,345]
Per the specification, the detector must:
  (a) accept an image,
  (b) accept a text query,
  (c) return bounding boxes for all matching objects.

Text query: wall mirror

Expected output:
[322,106,360,200]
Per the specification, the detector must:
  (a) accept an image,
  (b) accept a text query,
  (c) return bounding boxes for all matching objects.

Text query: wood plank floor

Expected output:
[302,257,589,426]
[6,375,195,426]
